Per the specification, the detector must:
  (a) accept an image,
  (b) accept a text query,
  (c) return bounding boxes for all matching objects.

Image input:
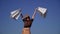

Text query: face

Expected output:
[26,17,30,21]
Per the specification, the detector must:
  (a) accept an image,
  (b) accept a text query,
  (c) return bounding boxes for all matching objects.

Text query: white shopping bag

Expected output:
[10,9,21,20]
[37,7,47,18]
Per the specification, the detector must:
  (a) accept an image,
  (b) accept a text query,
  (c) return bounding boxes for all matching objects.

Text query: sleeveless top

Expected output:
[23,17,33,28]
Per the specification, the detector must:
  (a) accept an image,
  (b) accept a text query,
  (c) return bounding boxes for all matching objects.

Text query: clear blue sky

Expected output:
[0,0,60,34]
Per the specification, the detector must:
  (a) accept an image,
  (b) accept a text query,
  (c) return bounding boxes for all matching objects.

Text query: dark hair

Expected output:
[26,16,30,19]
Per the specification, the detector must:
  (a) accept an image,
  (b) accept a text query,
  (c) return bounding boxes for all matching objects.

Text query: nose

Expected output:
[27,18,29,20]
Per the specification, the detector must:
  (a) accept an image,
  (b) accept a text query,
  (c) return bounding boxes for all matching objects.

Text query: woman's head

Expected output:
[26,16,30,21]
[25,14,30,20]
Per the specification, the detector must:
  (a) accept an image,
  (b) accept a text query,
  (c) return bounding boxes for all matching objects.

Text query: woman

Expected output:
[20,10,36,34]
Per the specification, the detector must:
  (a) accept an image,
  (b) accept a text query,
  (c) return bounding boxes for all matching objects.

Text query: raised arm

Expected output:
[20,13,24,19]
[32,8,37,19]
[19,9,24,19]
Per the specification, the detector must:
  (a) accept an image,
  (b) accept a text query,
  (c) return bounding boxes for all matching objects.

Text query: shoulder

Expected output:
[31,19,34,22]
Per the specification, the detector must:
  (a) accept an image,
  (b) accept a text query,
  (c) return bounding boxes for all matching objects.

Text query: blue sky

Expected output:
[0,0,60,34]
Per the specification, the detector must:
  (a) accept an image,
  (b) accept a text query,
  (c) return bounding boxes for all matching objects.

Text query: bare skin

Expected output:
[22,16,33,34]
[20,10,36,34]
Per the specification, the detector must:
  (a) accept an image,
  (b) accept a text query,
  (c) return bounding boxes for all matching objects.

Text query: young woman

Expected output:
[20,10,36,34]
